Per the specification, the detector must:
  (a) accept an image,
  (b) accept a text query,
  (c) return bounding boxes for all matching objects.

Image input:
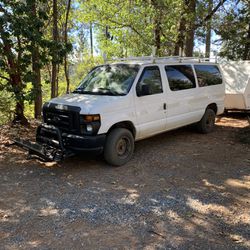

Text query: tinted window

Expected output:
[194,65,222,87]
[136,66,163,96]
[165,65,196,91]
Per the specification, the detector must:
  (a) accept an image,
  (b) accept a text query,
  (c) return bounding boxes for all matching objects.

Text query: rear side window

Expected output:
[136,66,163,96]
[194,65,222,87]
[165,65,196,91]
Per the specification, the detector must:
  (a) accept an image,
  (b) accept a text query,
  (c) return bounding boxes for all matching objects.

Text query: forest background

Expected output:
[0,0,249,125]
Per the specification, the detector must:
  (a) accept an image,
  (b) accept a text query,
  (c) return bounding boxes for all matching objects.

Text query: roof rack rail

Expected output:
[107,56,218,63]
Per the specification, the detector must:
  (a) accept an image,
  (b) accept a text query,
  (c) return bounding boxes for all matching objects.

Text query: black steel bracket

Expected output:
[11,123,74,162]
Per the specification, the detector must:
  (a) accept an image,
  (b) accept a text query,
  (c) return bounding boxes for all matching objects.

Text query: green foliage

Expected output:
[217,0,250,60]
[70,55,104,90]
[0,89,15,125]
[78,0,182,57]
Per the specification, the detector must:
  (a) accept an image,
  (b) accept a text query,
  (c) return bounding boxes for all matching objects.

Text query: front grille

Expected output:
[43,103,81,134]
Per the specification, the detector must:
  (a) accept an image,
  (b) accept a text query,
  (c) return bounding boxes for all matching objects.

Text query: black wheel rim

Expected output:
[206,113,215,129]
[116,136,131,158]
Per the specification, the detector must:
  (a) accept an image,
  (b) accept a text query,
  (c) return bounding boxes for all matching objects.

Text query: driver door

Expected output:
[134,66,167,139]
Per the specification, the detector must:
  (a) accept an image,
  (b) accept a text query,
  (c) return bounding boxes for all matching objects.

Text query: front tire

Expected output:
[104,128,134,166]
[197,108,216,134]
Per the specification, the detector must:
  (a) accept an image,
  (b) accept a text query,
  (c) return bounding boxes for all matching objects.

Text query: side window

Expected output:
[194,65,222,87]
[165,65,196,91]
[136,66,163,96]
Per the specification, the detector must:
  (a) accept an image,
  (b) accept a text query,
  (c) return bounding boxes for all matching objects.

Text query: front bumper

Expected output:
[63,133,106,152]
[38,123,106,153]
[12,123,106,162]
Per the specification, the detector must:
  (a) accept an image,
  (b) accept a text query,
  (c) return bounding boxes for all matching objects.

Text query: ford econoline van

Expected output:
[14,57,225,166]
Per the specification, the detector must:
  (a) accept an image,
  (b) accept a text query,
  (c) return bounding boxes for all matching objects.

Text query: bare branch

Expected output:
[195,0,229,28]
[0,74,10,81]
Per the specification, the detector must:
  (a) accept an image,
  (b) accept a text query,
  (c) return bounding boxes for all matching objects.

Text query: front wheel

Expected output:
[197,108,216,134]
[104,128,134,166]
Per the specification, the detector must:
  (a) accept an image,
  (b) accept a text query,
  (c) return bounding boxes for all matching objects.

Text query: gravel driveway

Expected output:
[0,114,250,249]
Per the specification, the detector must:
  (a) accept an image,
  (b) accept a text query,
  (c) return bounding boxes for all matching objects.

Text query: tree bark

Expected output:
[174,16,186,56]
[51,0,59,98]
[205,0,213,58]
[64,0,71,94]
[185,0,196,57]
[151,0,162,56]
[31,0,42,118]
[90,22,93,57]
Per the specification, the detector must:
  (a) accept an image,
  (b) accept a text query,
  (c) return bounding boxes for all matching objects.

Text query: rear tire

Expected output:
[197,108,216,134]
[104,128,134,166]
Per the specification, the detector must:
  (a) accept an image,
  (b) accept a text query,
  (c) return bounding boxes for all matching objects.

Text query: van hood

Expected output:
[46,93,131,114]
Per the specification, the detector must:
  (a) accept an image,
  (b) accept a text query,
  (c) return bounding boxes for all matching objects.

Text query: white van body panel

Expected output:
[132,65,168,139]
[48,93,137,135]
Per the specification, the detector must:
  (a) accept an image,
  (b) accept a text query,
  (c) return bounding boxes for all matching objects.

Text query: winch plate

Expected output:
[13,138,64,162]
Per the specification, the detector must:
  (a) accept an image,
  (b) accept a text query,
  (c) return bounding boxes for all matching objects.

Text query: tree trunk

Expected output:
[31,0,42,118]
[205,0,213,58]
[64,0,71,94]
[0,24,28,124]
[151,0,162,56]
[90,22,93,57]
[32,46,42,118]
[51,0,59,98]
[154,18,161,56]
[185,0,196,57]
[174,17,186,56]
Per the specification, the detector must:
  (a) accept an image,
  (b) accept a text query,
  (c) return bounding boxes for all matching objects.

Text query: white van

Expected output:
[15,57,225,165]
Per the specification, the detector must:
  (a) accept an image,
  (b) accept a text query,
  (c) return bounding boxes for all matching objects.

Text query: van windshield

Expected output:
[73,64,139,96]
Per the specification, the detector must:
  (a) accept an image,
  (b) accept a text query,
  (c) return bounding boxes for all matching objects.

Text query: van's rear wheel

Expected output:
[197,109,216,134]
[104,128,134,166]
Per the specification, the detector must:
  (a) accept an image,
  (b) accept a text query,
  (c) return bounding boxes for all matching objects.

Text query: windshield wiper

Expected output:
[72,89,93,94]
[96,88,125,96]
[73,88,125,96]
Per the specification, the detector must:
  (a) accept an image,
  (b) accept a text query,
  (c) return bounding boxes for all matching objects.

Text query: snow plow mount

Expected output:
[12,124,74,162]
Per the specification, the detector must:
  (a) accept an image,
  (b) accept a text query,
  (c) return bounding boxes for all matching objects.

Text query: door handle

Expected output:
[163,103,167,110]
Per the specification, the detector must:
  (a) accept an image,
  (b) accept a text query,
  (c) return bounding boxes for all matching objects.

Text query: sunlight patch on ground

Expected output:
[118,188,140,205]
[165,209,185,224]
[39,206,59,216]
[42,162,59,168]
[27,240,42,248]
[229,234,250,247]
[81,207,97,213]
[186,197,231,216]
[216,117,250,128]
[202,179,225,190]
[225,178,250,190]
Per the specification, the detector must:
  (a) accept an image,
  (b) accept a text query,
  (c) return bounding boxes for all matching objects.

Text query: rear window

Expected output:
[165,65,196,91]
[194,65,222,87]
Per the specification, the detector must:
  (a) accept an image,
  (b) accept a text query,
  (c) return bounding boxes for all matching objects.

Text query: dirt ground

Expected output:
[0,113,250,250]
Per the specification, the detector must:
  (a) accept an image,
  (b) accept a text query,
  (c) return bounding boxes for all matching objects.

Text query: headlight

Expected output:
[86,124,93,132]
[80,114,101,135]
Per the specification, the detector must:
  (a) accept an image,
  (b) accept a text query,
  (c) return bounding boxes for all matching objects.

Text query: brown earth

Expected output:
[0,113,250,250]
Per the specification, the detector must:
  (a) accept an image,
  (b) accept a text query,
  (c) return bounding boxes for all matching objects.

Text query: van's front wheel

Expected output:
[197,108,216,134]
[104,128,134,166]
